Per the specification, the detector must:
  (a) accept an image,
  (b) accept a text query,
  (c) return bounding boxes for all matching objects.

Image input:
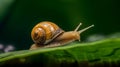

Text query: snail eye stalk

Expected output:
[74,23,82,32]
[78,25,94,34]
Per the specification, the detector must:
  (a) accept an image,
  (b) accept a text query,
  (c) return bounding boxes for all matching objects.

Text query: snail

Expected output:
[30,21,94,50]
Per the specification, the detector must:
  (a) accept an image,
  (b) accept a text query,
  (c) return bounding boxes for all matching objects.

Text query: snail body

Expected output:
[30,21,94,50]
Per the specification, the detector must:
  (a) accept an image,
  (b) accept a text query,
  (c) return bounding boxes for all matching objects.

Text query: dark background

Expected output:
[0,0,119,50]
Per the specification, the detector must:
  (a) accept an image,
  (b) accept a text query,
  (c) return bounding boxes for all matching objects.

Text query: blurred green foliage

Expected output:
[0,0,15,21]
[0,0,119,50]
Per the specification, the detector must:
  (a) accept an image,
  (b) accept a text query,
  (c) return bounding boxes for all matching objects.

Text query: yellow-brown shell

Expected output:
[31,21,64,45]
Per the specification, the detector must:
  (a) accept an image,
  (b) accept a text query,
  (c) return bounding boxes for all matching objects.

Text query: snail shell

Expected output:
[31,21,64,45]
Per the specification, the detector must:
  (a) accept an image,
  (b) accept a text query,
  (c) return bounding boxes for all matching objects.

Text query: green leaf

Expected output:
[0,38,120,67]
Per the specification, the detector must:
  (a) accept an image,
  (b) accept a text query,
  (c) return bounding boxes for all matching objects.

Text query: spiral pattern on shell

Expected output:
[31,21,64,45]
